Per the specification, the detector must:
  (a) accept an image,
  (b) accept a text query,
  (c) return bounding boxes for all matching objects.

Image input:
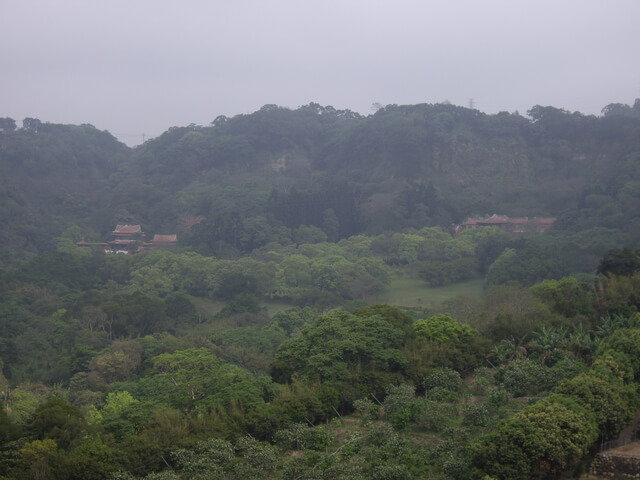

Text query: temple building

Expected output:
[108,224,145,253]
[76,224,177,253]
[146,234,178,250]
[454,214,556,236]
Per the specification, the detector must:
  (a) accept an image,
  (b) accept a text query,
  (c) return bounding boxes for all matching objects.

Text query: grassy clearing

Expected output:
[376,273,484,310]
[188,274,485,323]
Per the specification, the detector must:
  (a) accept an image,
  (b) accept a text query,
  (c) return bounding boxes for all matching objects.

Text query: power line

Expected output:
[112,132,160,138]
[111,132,161,145]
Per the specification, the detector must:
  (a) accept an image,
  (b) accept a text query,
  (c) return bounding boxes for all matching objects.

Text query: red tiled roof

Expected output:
[113,224,143,234]
[459,215,555,229]
[461,214,509,226]
[480,214,510,224]
[152,234,177,243]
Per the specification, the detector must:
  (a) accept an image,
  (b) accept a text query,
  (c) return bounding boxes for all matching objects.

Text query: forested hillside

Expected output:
[0,121,127,260]
[0,101,639,479]
[2,100,640,262]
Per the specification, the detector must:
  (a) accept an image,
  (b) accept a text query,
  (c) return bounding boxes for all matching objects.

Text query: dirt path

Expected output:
[605,440,640,457]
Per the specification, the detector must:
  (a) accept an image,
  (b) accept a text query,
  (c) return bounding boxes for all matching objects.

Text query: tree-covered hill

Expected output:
[126,101,640,229]
[2,99,640,262]
[0,120,129,260]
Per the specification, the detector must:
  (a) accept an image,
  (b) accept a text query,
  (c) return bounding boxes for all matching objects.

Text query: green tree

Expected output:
[473,395,597,479]
[597,247,640,276]
[171,437,234,478]
[15,438,58,480]
[555,372,636,440]
[529,325,568,365]
[233,435,279,480]
[29,399,88,449]
[0,117,17,131]
[382,384,418,428]
[164,293,197,322]
[597,327,640,379]
[44,436,115,480]
[88,340,142,385]
[413,314,475,343]
[530,276,595,318]
[101,292,169,338]
[273,310,408,402]
[7,385,45,424]
[139,348,268,411]
[354,304,413,333]
[22,117,42,132]
[494,359,553,397]
[422,367,463,394]
[89,391,138,424]
[268,307,317,336]
[129,265,175,297]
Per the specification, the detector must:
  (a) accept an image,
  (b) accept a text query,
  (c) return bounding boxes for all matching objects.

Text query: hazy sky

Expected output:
[2,0,639,145]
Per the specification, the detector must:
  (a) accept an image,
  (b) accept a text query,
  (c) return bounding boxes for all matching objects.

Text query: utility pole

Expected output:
[142,132,146,143]
[468,98,475,109]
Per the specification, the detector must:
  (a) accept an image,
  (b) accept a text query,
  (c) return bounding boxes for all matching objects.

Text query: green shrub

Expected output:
[423,367,463,393]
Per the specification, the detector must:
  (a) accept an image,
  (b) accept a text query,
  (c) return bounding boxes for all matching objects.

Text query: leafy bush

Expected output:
[423,367,463,393]
[273,423,331,451]
[555,372,637,440]
[353,397,380,422]
[472,395,598,479]
[428,388,460,403]
[462,403,490,427]
[495,359,552,396]
[414,400,458,432]
[413,314,475,343]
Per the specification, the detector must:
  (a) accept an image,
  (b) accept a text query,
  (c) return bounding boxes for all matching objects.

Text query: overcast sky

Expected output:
[2,0,639,145]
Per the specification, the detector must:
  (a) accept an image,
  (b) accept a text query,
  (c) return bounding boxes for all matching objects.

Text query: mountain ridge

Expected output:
[1,100,639,262]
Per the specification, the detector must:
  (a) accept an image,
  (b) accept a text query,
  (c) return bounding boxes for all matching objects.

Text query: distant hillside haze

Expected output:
[0,100,639,262]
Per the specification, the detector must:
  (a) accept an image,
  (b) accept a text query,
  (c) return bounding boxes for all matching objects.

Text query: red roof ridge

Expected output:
[152,234,178,242]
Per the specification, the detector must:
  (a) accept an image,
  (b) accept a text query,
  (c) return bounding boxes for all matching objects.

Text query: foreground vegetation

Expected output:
[0,237,638,479]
